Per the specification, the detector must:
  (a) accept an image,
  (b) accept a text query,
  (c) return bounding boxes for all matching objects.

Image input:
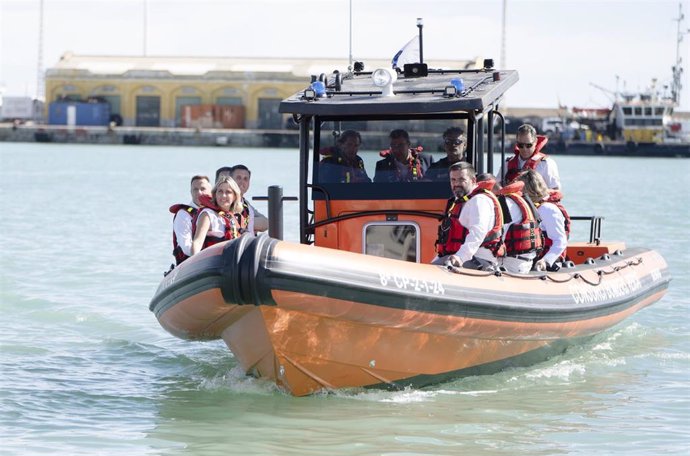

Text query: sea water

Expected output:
[0,142,688,455]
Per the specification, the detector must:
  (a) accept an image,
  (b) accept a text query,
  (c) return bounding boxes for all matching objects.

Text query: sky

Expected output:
[1,0,688,111]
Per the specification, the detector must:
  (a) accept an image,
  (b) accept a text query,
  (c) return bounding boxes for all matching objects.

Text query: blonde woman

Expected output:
[519,170,570,271]
[191,176,243,255]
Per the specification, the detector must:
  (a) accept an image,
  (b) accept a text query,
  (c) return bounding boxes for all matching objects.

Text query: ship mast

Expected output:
[670,2,689,105]
[36,0,44,101]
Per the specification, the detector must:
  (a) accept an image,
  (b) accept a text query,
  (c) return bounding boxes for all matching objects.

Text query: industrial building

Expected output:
[44,53,476,129]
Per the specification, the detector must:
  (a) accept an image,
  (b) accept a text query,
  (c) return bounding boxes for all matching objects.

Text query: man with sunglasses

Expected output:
[427,127,467,182]
[498,123,561,190]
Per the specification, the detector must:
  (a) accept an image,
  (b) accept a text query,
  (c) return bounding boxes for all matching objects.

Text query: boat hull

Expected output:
[150,234,670,396]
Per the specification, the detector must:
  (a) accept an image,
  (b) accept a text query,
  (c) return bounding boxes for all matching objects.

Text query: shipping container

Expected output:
[48,101,111,126]
[180,104,245,129]
[1,96,43,121]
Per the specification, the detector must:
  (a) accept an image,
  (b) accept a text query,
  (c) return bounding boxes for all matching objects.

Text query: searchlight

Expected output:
[372,68,397,97]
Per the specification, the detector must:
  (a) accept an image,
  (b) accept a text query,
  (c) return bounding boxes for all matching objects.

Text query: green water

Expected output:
[0,143,688,455]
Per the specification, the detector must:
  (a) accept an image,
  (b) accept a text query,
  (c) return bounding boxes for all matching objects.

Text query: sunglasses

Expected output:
[444,138,465,146]
[517,142,534,148]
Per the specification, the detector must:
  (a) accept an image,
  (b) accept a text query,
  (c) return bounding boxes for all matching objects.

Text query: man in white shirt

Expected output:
[230,165,269,234]
[497,124,561,190]
[171,175,212,264]
[433,162,503,269]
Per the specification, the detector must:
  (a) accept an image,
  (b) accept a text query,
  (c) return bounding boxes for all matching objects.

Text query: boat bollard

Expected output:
[254,185,298,240]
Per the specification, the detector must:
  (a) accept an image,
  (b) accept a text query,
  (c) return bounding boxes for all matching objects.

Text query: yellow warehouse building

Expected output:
[44,53,475,129]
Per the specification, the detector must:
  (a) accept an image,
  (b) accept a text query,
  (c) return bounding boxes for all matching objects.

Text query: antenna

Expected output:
[36,0,44,101]
[143,0,148,56]
[348,0,352,71]
[670,2,689,105]
[416,18,424,64]
[500,0,507,69]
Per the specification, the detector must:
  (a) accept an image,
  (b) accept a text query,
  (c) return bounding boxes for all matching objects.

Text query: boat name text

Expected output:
[568,271,642,304]
[378,272,446,295]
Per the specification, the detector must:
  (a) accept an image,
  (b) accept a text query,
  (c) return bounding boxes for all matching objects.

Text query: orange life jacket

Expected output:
[503,135,549,184]
[436,186,504,257]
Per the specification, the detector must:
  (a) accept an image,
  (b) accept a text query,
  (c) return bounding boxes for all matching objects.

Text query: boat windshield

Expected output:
[311,117,462,201]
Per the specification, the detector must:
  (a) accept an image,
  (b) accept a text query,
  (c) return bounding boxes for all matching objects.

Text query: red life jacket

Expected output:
[169,203,198,265]
[379,146,426,181]
[435,186,504,257]
[535,199,571,262]
[194,195,242,250]
[503,135,549,184]
[546,189,564,203]
[498,184,544,256]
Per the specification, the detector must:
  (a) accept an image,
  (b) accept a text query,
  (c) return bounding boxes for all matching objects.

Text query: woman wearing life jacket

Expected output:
[170,175,212,265]
[191,176,244,255]
[373,129,433,183]
[318,130,372,183]
[433,162,504,270]
[498,123,561,190]
[519,169,570,271]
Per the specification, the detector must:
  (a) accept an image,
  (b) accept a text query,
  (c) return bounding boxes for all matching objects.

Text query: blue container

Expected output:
[48,102,110,126]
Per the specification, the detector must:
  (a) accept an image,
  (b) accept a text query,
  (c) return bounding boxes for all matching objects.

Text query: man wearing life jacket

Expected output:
[191,176,244,255]
[373,129,433,183]
[169,175,212,265]
[230,164,269,234]
[519,170,570,271]
[426,127,467,182]
[318,130,372,183]
[433,162,504,270]
[498,124,561,190]
[477,173,543,274]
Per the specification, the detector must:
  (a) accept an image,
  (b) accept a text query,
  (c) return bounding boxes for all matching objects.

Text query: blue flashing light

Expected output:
[310,81,326,97]
[450,78,465,92]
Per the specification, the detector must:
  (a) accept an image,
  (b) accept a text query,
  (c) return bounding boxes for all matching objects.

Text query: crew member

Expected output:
[426,127,467,182]
[374,129,433,183]
[318,130,371,183]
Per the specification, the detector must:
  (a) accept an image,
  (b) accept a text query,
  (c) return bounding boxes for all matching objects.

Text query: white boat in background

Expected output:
[569,4,687,144]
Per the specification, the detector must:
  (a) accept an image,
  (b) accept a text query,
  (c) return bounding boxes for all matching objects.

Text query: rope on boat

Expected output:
[447,257,644,287]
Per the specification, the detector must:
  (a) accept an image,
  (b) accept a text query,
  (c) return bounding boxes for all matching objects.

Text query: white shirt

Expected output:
[172,202,198,257]
[497,156,561,190]
[456,193,498,264]
[243,198,267,234]
[538,202,568,266]
[198,207,230,239]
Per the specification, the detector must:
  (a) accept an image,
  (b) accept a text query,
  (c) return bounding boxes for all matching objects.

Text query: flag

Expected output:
[391,36,419,70]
